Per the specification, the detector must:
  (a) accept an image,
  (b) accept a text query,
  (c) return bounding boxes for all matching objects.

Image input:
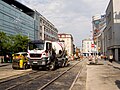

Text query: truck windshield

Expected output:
[29,43,44,50]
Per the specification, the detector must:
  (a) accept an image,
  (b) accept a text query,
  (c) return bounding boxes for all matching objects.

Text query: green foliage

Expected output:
[12,34,30,52]
[0,32,30,54]
[0,32,8,52]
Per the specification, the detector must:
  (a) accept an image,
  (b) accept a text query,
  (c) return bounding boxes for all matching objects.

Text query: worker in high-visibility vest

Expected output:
[19,54,24,68]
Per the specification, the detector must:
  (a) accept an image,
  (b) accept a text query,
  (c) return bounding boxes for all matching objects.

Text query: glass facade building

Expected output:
[0,0,36,40]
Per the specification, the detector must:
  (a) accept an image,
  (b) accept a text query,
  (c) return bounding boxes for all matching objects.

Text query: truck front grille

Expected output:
[30,54,42,58]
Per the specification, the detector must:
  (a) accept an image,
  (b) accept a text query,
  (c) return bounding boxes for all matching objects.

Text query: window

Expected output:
[29,43,44,50]
[46,42,52,50]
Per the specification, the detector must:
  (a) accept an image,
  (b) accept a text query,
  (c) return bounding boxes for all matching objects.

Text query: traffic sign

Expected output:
[91,44,95,48]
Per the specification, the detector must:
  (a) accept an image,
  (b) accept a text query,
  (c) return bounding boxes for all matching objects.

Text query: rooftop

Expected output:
[2,0,34,17]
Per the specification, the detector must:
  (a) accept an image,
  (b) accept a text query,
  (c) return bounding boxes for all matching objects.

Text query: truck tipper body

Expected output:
[27,40,68,70]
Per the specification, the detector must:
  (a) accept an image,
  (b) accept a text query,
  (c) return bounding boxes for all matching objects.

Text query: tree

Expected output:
[0,31,12,62]
[0,31,30,54]
[0,31,30,62]
[12,34,30,53]
[0,31,8,55]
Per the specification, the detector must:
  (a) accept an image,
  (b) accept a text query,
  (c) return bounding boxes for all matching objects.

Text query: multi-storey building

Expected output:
[0,0,58,42]
[58,33,74,57]
[92,14,106,55]
[0,0,36,40]
[82,38,95,56]
[104,0,120,61]
[39,14,58,41]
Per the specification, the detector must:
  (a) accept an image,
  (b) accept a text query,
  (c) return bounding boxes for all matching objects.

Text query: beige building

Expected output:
[58,33,74,57]
[82,38,95,56]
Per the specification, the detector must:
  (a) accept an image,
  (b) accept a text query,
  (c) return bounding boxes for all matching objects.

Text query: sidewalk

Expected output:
[0,63,31,82]
[86,59,120,90]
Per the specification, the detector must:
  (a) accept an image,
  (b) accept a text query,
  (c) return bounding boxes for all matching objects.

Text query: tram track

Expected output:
[42,60,86,90]
[7,62,79,90]
[0,70,37,84]
[0,70,48,90]
[69,62,86,90]
[38,61,81,90]
[5,71,49,90]
[12,61,82,90]
[0,61,84,90]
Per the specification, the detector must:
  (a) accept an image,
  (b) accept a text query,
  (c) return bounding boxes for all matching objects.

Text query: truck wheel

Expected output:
[55,61,59,69]
[32,66,39,70]
[61,61,65,67]
[23,63,27,70]
[61,59,66,67]
[27,65,30,69]
[64,61,68,67]
[12,66,17,69]
[49,62,55,71]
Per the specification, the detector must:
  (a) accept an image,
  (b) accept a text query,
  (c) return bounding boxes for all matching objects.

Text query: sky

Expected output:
[18,0,110,47]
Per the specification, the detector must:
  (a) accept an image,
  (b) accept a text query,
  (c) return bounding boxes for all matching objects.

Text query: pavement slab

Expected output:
[86,60,120,90]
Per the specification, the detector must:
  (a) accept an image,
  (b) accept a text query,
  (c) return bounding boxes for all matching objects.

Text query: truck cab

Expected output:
[27,40,68,70]
[27,40,57,70]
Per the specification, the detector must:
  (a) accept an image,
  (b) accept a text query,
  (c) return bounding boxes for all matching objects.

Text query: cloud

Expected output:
[18,0,109,46]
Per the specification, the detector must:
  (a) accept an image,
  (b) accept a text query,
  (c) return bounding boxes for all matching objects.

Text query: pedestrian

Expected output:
[104,55,107,60]
[109,54,113,65]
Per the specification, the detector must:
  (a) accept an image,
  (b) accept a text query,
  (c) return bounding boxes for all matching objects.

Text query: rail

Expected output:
[0,61,83,90]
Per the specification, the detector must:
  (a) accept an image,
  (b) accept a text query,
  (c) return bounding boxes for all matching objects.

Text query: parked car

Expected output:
[12,52,30,69]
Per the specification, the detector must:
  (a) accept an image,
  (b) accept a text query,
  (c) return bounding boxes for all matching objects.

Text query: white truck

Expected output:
[27,40,68,70]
